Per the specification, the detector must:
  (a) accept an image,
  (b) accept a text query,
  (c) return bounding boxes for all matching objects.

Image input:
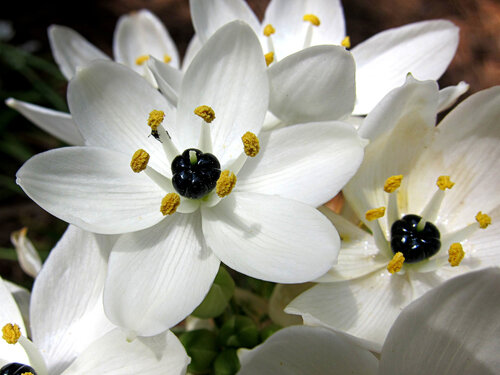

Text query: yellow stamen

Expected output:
[241,131,260,157]
[135,55,150,65]
[130,149,150,173]
[163,54,172,63]
[448,243,465,267]
[303,14,320,26]
[387,252,405,274]
[475,211,491,229]
[263,24,275,37]
[2,323,21,344]
[148,110,165,131]
[436,175,454,190]
[365,207,385,221]
[216,170,237,198]
[194,105,216,123]
[384,175,403,193]
[341,36,351,48]
[160,193,180,216]
[264,52,274,66]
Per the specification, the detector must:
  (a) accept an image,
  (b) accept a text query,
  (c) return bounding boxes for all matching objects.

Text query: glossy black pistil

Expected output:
[1,363,37,375]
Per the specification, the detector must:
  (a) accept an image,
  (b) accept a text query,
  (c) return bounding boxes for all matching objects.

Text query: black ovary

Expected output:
[171,148,221,199]
[1,363,37,375]
[390,214,441,263]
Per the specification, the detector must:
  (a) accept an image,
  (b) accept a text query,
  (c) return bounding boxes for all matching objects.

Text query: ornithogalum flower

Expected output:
[286,78,500,350]
[16,21,365,337]
[0,226,189,375]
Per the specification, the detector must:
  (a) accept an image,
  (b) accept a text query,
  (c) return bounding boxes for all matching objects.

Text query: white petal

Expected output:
[113,9,179,71]
[4,281,31,338]
[104,213,220,336]
[238,326,377,375]
[31,226,116,374]
[268,46,355,123]
[176,21,268,166]
[6,98,84,146]
[62,329,189,375]
[147,56,182,106]
[352,20,459,114]
[237,122,364,207]
[380,268,500,375]
[437,81,469,112]
[182,34,202,72]
[10,227,42,278]
[286,270,413,351]
[201,192,340,283]
[263,0,346,59]
[48,25,110,80]
[16,147,166,234]
[190,0,260,43]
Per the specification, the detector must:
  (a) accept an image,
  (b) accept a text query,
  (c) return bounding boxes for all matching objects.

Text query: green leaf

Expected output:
[213,348,240,375]
[179,329,218,374]
[192,266,235,319]
[218,315,259,349]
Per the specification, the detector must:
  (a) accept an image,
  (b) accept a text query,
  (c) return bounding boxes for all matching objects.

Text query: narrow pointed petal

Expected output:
[48,25,109,80]
[62,329,189,375]
[182,34,202,72]
[237,122,364,207]
[202,192,340,283]
[176,21,268,166]
[16,147,166,234]
[113,9,179,71]
[437,81,469,112]
[6,98,84,146]
[31,226,116,374]
[268,46,355,123]
[381,268,500,375]
[104,213,220,336]
[148,56,182,106]
[352,20,459,114]
[10,227,42,278]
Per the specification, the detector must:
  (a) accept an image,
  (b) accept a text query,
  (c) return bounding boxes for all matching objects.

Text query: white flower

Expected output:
[0,226,189,375]
[16,21,365,337]
[238,268,500,375]
[286,78,500,350]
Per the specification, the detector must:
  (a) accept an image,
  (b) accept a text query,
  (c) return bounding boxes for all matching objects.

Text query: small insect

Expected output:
[149,129,162,142]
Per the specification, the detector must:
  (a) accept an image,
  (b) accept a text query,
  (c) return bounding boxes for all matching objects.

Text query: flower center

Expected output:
[171,148,221,199]
[0,363,36,375]
[390,214,441,263]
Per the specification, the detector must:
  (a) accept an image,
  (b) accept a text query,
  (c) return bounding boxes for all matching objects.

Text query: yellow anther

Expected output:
[194,105,216,123]
[437,175,454,190]
[263,24,275,37]
[135,55,150,65]
[2,323,21,344]
[265,52,274,66]
[21,373,34,375]
[216,170,237,198]
[303,14,320,26]
[147,110,165,131]
[341,36,351,48]
[160,193,180,216]
[365,207,386,221]
[163,54,172,63]
[448,243,465,267]
[130,149,150,173]
[384,175,403,193]
[241,132,260,157]
[476,211,491,229]
[387,252,405,274]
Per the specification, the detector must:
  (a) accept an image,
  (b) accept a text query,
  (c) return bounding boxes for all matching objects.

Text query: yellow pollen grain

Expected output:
[437,175,455,190]
[365,207,385,221]
[241,131,260,157]
[475,211,491,229]
[194,105,216,123]
[341,36,351,48]
[147,110,165,131]
[303,14,320,26]
[135,55,150,65]
[130,149,150,173]
[216,170,237,198]
[263,24,275,37]
[384,175,403,193]
[163,54,172,63]
[387,252,405,274]
[160,193,180,216]
[21,373,34,375]
[2,323,21,344]
[265,52,274,66]
[448,243,465,267]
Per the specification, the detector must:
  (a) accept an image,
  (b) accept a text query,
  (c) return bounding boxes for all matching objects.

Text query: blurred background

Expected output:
[1,0,499,288]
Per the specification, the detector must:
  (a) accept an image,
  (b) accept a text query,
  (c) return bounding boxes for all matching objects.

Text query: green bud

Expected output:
[192,266,235,319]
[179,329,218,374]
[213,348,240,375]
[218,315,259,348]
[260,323,281,342]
